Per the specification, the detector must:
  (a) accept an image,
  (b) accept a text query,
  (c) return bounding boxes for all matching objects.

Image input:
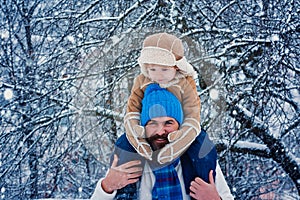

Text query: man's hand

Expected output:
[189,170,221,200]
[101,154,143,193]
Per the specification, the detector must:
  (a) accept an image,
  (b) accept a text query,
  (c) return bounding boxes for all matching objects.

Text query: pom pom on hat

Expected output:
[140,83,184,126]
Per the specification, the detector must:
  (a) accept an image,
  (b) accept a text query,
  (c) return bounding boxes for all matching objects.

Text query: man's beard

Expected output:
[146,133,169,151]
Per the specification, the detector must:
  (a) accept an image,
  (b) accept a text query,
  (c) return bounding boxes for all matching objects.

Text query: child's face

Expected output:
[146,64,177,84]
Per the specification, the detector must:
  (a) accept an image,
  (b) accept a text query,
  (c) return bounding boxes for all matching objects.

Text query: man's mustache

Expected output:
[148,133,168,141]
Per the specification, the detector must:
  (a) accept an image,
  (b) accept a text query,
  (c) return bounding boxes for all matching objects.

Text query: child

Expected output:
[124,32,201,164]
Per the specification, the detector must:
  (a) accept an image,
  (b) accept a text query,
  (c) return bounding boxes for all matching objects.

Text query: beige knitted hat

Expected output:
[138,32,197,78]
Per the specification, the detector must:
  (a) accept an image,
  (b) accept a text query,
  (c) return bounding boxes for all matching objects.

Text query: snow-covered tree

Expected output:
[0,0,299,199]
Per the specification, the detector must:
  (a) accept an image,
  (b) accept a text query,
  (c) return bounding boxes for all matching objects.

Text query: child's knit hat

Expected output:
[140,83,183,126]
[138,32,197,78]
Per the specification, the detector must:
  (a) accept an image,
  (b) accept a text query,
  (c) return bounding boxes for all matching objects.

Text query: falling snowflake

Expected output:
[3,89,13,100]
[209,88,219,100]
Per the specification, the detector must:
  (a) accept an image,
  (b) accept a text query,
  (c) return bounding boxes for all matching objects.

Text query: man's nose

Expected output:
[155,124,166,135]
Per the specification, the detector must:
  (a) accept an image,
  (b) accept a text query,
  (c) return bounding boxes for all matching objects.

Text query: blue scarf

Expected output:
[151,159,183,200]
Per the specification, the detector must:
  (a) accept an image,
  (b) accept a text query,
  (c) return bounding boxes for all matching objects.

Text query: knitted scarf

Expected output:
[151,158,183,200]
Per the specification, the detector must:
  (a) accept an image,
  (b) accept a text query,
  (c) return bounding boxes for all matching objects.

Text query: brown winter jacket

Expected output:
[126,74,201,120]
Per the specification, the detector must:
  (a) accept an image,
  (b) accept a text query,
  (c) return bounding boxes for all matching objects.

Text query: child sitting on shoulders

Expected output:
[125,32,201,164]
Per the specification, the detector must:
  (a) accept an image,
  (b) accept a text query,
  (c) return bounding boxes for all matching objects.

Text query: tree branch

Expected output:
[230,103,300,195]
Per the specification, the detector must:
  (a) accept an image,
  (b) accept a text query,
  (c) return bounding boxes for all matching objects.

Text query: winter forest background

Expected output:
[0,0,299,199]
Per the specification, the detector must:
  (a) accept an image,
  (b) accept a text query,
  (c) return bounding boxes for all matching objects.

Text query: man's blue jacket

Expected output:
[111,129,217,200]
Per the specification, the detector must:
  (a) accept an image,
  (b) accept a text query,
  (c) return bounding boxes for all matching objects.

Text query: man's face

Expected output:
[145,117,179,151]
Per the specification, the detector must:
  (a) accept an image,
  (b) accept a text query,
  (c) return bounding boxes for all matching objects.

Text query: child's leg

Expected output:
[157,118,201,164]
[124,112,153,160]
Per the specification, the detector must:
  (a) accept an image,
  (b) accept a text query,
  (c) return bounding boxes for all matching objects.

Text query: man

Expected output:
[91,84,234,200]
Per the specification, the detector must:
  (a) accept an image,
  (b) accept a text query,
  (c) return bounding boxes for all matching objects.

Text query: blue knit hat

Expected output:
[141,83,184,126]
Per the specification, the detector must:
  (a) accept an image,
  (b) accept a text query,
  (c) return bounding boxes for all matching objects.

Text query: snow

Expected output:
[209,88,219,100]
[3,88,13,100]
[110,35,121,46]
[270,34,280,42]
[1,0,299,199]
[97,106,124,122]
[67,36,75,43]
[233,140,268,151]
[169,0,177,25]
[232,110,238,115]
[0,30,9,39]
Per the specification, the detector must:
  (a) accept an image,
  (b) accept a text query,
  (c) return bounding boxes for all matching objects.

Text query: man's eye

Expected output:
[165,121,174,126]
[162,68,169,71]
[148,122,157,126]
[149,68,156,71]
